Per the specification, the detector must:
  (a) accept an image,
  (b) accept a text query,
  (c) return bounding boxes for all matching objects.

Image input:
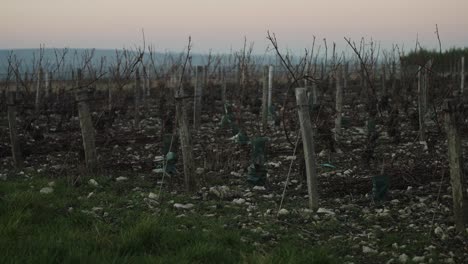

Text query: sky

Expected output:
[2,0,468,54]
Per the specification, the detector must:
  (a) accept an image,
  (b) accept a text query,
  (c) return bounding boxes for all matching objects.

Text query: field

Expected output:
[1,46,468,263]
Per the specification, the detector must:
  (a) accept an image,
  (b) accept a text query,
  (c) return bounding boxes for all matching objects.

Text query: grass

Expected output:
[0,175,338,264]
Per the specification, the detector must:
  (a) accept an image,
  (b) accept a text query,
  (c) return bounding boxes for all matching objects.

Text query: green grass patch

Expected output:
[0,175,339,263]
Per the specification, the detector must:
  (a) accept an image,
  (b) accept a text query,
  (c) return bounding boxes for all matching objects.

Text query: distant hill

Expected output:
[0,48,275,79]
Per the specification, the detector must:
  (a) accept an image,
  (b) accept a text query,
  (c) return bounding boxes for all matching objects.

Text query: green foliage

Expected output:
[401,47,468,70]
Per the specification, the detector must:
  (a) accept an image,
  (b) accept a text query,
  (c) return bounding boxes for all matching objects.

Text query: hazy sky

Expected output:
[2,0,468,53]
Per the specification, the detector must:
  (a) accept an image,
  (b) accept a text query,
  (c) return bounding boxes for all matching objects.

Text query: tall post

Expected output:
[443,99,468,233]
[391,61,396,100]
[335,66,343,141]
[268,65,273,109]
[22,71,28,97]
[45,71,52,99]
[193,66,203,129]
[221,67,227,106]
[343,62,348,95]
[311,82,318,105]
[295,87,319,210]
[381,64,387,98]
[7,91,23,169]
[175,88,196,192]
[461,56,465,95]
[108,76,113,112]
[236,63,241,89]
[418,66,426,141]
[141,66,147,105]
[399,60,406,107]
[360,66,367,99]
[146,67,151,97]
[262,65,269,130]
[134,68,141,129]
[75,69,97,172]
[35,67,43,114]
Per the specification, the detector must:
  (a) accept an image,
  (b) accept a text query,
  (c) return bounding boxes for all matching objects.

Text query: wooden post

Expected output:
[204,65,209,87]
[221,67,227,106]
[295,87,319,210]
[418,66,426,141]
[236,63,241,89]
[22,71,28,97]
[35,67,43,113]
[141,66,147,105]
[335,66,343,141]
[443,99,468,233]
[7,91,24,169]
[175,88,196,192]
[146,67,151,97]
[311,82,318,105]
[108,77,113,112]
[461,56,465,95]
[268,65,273,109]
[304,62,308,87]
[193,66,203,129]
[399,60,406,106]
[45,71,52,99]
[391,61,396,99]
[343,62,348,95]
[360,66,367,98]
[381,64,387,98]
[75,69,97,172]
[134,68,141,129]
[262,65,269,130]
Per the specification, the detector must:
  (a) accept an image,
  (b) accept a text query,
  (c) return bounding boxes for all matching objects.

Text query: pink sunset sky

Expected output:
[2,0,468,53]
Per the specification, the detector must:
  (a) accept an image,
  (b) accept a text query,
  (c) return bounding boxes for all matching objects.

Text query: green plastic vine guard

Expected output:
[158,134,177,175]
[320,163,336,169]
[231,129,248,145]
[372,174,389,201]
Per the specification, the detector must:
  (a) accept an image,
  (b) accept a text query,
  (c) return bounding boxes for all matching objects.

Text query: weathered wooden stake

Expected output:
[7,91,24,169]
[360,66,367,98]
[134,68,141,129]
[176,88,196,192]
[335,66,343,141]
[193,66,203,129]
[418,66,427,141]
[146,68,151,97]
[236,63,241,89]
[141,66,147,104]
[295,87,319,210]
[343,62,348,94]
[108,78,113,112]
[443,99,468,233]
[262,65,269,130]
[221,67,227,106]
[75,69,97,172]
[35,67,43,113]
[381,64,387,98]
[45,71,52,99]
[400,61,406,105]
[311,82,318,105]
[268,65,273,108]
[391,61,396,98]
[461,56,465,95]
